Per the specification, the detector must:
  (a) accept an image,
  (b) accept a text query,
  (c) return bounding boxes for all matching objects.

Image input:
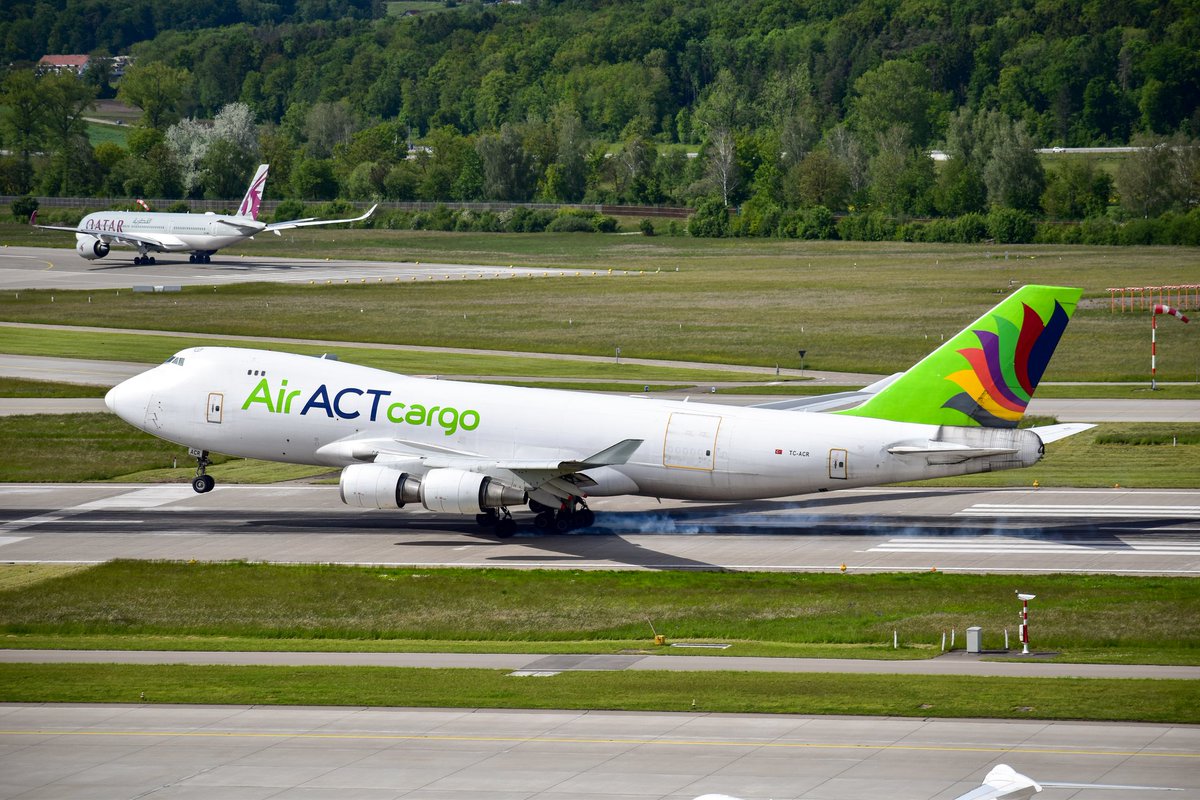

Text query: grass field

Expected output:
[0,326,767,382]
[2,562,1196,665]
[3,232,1197,381]
[1,663,1195,722]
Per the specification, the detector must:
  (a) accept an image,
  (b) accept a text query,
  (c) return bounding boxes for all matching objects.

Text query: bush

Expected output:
[639,218,655,236]
[506,207,553,232]
[546,214,596,232]
[165,200,191,214]
[955,213,988,243]
[1080,216,1117,245]
[11,195,38,222]
[594,214,618,232]
[986,208,1036,243]
[836,212,896,241]
[272,199,305,223]
[687,198,731,237]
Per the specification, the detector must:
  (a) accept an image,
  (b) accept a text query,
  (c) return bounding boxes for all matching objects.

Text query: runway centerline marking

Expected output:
[1,729,1196,760]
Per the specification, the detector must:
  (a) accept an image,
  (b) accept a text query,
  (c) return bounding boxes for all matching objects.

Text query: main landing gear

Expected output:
[531,498,595,533]
[188,253,213,263]
[190,448,215,494]
[476,507,517,538]
[133,255,156,265]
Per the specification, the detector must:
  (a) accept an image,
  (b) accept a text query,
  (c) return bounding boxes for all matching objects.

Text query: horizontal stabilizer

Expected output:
[888,443,1019,458]
[1030,422,1095,444]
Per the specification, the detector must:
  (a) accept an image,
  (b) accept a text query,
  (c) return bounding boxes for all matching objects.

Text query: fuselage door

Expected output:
[206,392,224,424]
[663,412,721,471]
[828,448,848,480]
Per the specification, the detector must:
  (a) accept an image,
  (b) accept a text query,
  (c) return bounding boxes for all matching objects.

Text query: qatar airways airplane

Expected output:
[104,285,1092,536]
[33,164,376,265]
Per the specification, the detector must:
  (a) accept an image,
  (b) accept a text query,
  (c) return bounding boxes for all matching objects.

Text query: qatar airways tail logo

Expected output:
[85,217,125,232]
[241,377,481,436]
[238,168,268,218]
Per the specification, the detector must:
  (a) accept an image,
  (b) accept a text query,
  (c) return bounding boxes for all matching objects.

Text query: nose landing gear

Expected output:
[189,448,215,493]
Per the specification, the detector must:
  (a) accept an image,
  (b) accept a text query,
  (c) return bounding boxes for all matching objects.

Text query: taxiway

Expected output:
[0,245,622,290]
[1,704,1196,800]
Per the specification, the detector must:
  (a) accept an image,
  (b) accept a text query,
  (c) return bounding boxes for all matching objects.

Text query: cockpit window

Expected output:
[163,356,186,366]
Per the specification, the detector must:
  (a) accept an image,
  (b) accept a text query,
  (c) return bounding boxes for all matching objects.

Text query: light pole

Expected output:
[798,349,806,374]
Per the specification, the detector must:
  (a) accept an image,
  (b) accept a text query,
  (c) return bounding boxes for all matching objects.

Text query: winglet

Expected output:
[838,286,1082,429]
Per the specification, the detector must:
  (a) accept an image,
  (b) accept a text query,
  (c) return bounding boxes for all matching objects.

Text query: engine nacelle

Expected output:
[339,463,421,509]
[419,468,526,514]
[76,238,110,260]
[339,464,525,514]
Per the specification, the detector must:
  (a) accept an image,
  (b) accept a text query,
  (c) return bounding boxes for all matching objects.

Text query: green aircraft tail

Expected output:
[838,285,1082,428]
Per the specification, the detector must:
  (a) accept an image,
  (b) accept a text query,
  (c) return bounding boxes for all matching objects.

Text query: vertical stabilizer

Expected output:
[237,164,270,219]
[838,285,1081,428]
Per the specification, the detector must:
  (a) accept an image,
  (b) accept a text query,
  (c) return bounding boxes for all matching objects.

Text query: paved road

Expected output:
[1,704,1196,800]
[3,648,1197,680]
[1,484,1197,575]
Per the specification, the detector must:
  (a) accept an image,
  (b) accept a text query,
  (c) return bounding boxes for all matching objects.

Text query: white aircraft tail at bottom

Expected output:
[694,763,1183,800]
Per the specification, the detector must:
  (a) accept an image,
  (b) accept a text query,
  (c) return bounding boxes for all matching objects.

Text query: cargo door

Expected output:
[663,413,721,471]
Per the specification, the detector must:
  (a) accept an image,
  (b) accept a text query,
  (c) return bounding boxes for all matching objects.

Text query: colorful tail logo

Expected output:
[237,164,269,219]
[943,298,1072,427]
[838,286,1081,429]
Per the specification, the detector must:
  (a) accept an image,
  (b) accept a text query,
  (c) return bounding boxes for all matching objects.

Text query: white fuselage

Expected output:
[106,347,1044,502]
[77,211,263,253]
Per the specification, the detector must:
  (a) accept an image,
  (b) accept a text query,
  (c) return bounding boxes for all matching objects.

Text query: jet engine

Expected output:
[339,464,525,514]
[76,239,109,260]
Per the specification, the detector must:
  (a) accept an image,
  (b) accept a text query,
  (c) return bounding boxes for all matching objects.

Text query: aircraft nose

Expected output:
[105,375,150,425]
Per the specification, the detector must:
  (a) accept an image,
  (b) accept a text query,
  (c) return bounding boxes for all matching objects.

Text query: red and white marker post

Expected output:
[1151,304,1190,390]
[1017,592,1035,655]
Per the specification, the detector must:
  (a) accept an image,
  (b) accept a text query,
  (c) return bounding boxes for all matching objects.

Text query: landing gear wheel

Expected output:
[554,513,573,533]
[133,256,143,265]
[575,508,596,529]
[188,254,196,263]
[534,511,554,531]
[476,510,498,527]
[190,449,213,494]
[148,256,156,264]
[494,516,517,538]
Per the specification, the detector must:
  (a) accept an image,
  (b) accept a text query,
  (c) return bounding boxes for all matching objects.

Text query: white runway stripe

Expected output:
[954,503,1200,518]
[870,537,1200,555]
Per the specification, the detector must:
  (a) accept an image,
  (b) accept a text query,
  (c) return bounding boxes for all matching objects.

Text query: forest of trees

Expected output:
[2,0,1199,242]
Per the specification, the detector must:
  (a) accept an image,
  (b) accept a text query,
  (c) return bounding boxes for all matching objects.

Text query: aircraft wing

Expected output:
[316,436,642,505]
[263,204,377,233]
[33,223,177,250]
[753,373,901,413]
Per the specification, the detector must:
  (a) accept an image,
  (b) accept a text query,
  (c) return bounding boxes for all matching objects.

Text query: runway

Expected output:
[1,484,1197,574]
[1,704,1196,799]
[0,245,625,290]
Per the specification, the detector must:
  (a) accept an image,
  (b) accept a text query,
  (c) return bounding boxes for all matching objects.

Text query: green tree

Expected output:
[1041,160,1112,219]
[786,148,849,210]
[476,123,536,202]
[850,60,943,149]
[0,71,45,192]
[118,62,193,130]
[199,137,255,199]
[40,73,96,195]
[687,197,731,237]
[983,120,1045,213]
